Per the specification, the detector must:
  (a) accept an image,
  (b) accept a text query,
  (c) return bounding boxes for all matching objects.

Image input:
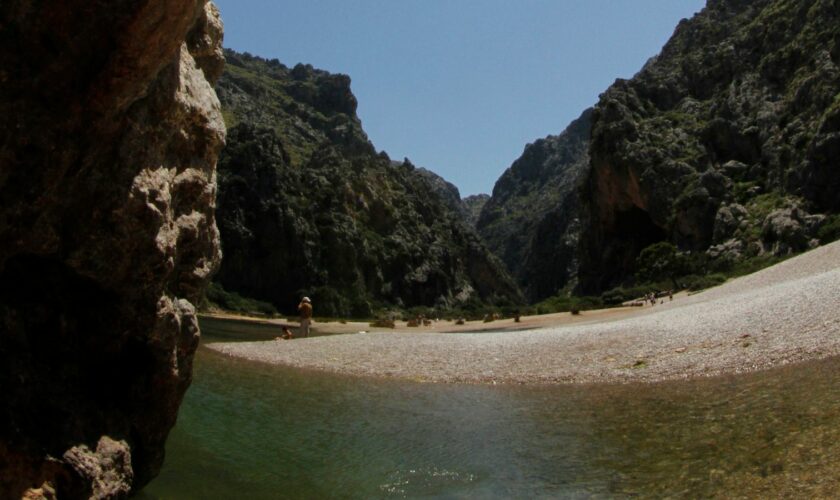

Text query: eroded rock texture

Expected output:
[579,0,840,292]
[461,194,490,229]
[0,2,225,497]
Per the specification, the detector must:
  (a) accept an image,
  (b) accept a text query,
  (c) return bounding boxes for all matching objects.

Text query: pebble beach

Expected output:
[209,240,840,385]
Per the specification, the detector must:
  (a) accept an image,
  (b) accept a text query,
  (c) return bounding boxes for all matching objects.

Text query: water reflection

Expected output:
[141,320,840,498]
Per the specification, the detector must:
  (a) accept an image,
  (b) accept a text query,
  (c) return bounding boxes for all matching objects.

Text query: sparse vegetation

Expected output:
[636,242,689,289]
[818,214,840,244]
[203,282,278,317]
[370,318,396,328]
[681,273,728,291]
[533,294,603,315]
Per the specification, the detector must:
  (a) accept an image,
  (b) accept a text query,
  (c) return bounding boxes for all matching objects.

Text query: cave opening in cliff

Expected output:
[614,206,667,273]
[0,255,128,455]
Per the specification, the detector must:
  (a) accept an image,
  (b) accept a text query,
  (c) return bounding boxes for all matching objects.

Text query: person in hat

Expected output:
[298,296,313,337]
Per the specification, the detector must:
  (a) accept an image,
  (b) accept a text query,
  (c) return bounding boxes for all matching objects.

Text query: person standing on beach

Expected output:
[298,296,313,337]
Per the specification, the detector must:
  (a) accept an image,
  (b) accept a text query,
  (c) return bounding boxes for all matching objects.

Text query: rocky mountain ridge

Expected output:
[462,194,490,228]
[578,0,840,292]
[213,50,523,317]
[477,109,592,301]
[479,0,839,298]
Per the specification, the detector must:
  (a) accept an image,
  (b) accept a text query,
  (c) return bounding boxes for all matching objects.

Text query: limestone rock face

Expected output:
[214,51,522,317]
[579,0,840,292]
[761,206,824,255]
[477,109,592,301]
[411,166,469,220]
[462,194,490,228]
[0,1,225,496]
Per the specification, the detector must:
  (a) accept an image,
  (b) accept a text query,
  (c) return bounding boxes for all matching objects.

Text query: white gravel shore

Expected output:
[209,241,840,384]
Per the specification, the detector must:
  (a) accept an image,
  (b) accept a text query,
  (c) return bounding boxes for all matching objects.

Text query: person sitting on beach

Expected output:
[275,326,294,340]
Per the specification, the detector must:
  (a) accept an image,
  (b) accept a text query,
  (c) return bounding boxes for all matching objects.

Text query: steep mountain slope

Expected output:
[579,0,840,292]
[477,109,592,300]
[462,194,490,228]
[411,163,472,222]
[411,166,490,228]
[214,50,522,316]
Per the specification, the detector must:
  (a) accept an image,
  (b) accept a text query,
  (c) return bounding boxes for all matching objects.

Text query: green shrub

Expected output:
[601,284,667,305]
[601,287,632,305]
[636,241,689,288]
[727,255,785,278]
[369,318,395,328]
[406,306,435,319]
[614,287,636,304]
[204,282,278,316]
[746,192,791,220]
[533,294,603,314]
[818,214,840,244]
[682,273,727,291]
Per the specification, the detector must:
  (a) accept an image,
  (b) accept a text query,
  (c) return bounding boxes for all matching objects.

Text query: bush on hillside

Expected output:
[681,273,727,291]
[533,294,603,314]
[204,282,278,316]
[636,241,690,288]
[818,214,840,244]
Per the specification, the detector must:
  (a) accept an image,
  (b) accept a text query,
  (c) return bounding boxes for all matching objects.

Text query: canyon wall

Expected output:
[213,51,522,317]
[477,109,592,301]
[579,0,840,292]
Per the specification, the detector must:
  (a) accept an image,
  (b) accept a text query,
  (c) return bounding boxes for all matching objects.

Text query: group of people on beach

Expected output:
[277,288,677,339]
[644,290,674,306]
[276,296,313,340]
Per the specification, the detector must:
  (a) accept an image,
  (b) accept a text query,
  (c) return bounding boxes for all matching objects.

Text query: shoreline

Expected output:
[199,296,654,336]
[207,241,840,385]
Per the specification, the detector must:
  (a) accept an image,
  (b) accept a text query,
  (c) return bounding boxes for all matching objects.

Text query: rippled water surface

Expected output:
[141,318,840,498]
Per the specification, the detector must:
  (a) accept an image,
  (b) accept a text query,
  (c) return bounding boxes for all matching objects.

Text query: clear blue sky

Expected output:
[214,0,706,196]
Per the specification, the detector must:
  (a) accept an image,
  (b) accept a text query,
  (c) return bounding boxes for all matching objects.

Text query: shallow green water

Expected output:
[141,319,840,498]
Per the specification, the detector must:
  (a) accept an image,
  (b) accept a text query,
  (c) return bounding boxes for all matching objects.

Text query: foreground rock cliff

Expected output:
[214,51,522,317]
[579,0,840,292]
[0,2,225,497]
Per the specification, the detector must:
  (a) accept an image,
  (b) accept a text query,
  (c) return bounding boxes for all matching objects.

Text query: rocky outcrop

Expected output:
[214,51,522,317]
[579,0,840,292]
[462,194,490,228]
[0,2,225,496]
[410,167,493,229]
[407,163,471,222]
[761,205,824,255]
[477,109,592,301]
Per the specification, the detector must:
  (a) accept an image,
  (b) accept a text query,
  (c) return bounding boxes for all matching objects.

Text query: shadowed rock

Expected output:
[0,1,225,496]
